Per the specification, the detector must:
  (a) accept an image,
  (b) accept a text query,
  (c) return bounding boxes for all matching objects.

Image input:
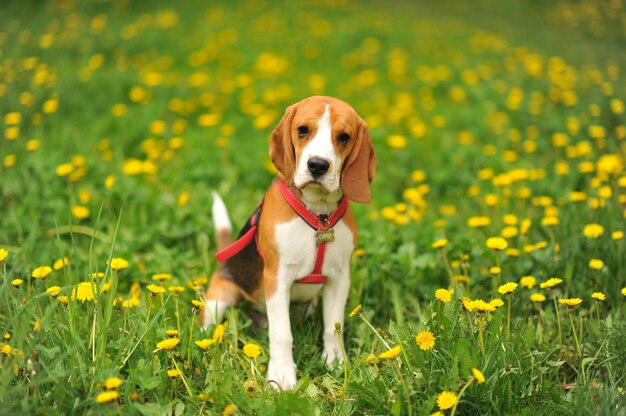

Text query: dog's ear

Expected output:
[269,103,300,183]
[341,117,376,203]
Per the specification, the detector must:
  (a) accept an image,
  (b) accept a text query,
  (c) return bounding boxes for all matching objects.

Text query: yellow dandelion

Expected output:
[212,323,225,344]
[1,344,13,355]
[486,237,508,251]
[168,285,185,293]
[223,404,238,416]
[489,298,504,308]
[167,369,181,378]
[46,286,61,297]
[242,343,262,359]
[122,298,140,308]
[489,266,502,275]
[473,299,496,312]
[72,282,95,302]
[53,257,70,270]
[0,248,8,262]
[349,304,362,317]
[146,284,166,295]
[461,297,476,311]
[612,231,624,240]
[387,134,407,149]
[498,282,518,295]
[95,390,119,403]
[152,273,172,281]
[71,205,90,220]
[432,239,448,249]
[591,292,606,301]
[57,295,69,304]
[195,339,213,350]
[434,288,454,303]
[156,338,180,350]
[467,216,491,228]
[559,298,582,307]
[540,277,563,289]
[520,276,536,289]
[415,331,436,351]
[583,223,604,239]
[32,266,53,279]
[589,259,604,270]
[108,257,129,270]
[378,345,402,359]
[11,279,24,287]
[436,390,458,410]
[103,376,123,390]
[472,368,486,383]
[165,329,179,337]
[191,299,205,308]
[530,293,546,303]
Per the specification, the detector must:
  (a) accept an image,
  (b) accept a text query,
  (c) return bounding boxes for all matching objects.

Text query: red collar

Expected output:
[277,179,348,232]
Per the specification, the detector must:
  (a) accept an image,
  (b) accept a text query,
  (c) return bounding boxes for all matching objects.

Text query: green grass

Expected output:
[1,0,626,414]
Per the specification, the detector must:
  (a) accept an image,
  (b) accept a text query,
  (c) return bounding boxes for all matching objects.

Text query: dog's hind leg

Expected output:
[201,271,242,328]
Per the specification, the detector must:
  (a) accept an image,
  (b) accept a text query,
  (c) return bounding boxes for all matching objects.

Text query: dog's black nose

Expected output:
[307,157,330,177]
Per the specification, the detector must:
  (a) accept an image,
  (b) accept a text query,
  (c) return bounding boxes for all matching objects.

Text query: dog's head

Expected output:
[269,96,376,203]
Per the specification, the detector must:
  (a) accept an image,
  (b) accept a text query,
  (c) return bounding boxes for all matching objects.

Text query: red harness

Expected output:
[215,180,349,284]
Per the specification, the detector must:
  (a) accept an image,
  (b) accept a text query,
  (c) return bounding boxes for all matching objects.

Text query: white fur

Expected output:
[293,105,343,195]
[201,300,229,329]
[266,216,354,389]
[211,192,232,234]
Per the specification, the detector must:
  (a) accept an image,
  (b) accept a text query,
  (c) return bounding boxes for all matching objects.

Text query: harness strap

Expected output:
[215,180,348,285]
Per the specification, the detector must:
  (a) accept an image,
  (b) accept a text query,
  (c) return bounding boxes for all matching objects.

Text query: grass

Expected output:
[1,0,626,414]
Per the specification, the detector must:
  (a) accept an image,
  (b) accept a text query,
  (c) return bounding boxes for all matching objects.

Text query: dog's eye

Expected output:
[338,133,350,144]
[297,126,309,138]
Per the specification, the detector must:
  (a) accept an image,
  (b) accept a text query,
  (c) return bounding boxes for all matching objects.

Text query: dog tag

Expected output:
[316,228,335,244]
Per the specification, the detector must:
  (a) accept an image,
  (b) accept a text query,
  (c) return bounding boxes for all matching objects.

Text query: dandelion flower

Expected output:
[467,216,491,228]
[156,337,180,350]
[152,273,172,281]
[486,237,508,251]
[72,282,95,302]
[348,304,362,317]
[432,239,448,249]
[167,369,181,378]
[612,231,624,241]
[103,377,123,390]
[1,344,13,355]
[436,390,458,410]
[589,259,604,270]
[530,293,546,302]
[108,258,129,270]
[32,266,53,279]
[53,257,69,270]
[122,298,140,308]
[540,277,563,289]
[472,368,486,383]
[168,285,185,293]
[191,299,205,308]
[489,298,504,308]
[95,390,119,403]
[520,276,536,289]
[243,343,262,358]
[498,282,518,295]
[489,266,502,275]
[0,248,8,262]
[46,286,61,297]
[415,331,436,351]
[165,329,179,337]
[559,298,583,307]
[146,284,166,295]
[434,288,454,303]
[212,323,225,344]
[11,279,23,287]
[473,299,497,312]
[591,292,606,301]
[583,223,604,239]
[378,345,402,359]
[223,404,238,416]
[461,297,476,311]
[622,287,626,296]
[195,339,213,350]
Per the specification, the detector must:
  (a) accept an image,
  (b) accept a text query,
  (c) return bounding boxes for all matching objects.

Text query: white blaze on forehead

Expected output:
[294,104,343,196]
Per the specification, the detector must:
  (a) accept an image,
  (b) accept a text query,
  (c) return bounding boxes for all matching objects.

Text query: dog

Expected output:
[200,96,376,390]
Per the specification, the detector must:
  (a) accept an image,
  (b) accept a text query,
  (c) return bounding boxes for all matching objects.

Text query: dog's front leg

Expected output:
[322,266,350,367]
[266,276,297,390]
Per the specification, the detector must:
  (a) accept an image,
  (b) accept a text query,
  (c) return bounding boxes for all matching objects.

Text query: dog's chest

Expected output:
[275,217,354,287]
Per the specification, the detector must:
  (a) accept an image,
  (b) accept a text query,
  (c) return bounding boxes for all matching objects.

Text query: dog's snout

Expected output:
[307,157,330,177]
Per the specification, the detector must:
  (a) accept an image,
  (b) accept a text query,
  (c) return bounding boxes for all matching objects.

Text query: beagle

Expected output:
[201,96,376,390]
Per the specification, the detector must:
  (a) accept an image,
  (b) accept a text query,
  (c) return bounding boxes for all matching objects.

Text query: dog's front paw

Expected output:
[322,335,345,368]
[267,358,297,391]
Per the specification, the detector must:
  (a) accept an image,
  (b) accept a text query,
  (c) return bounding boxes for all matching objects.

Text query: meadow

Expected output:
[1,0,626,414]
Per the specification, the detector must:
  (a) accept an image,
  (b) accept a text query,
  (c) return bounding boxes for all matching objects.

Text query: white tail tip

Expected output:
[211,192,232,233]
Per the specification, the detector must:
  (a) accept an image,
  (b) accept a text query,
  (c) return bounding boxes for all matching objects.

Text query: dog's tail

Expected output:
[211,192,232,252]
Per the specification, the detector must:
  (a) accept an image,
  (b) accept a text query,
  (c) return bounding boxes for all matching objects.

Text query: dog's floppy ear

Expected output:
[269,103,300,183]
[341,117,376,203]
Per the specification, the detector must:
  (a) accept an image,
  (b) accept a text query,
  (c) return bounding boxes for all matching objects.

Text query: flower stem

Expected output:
[450,378,473,416]
[393,361,412,416]
[440,249,455,288]
[335,324,349,392]
[358,313,391,350]
[568,310,581,358]
[553,296,563,345]
[477,316,485,358]
[506,295,511,339]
